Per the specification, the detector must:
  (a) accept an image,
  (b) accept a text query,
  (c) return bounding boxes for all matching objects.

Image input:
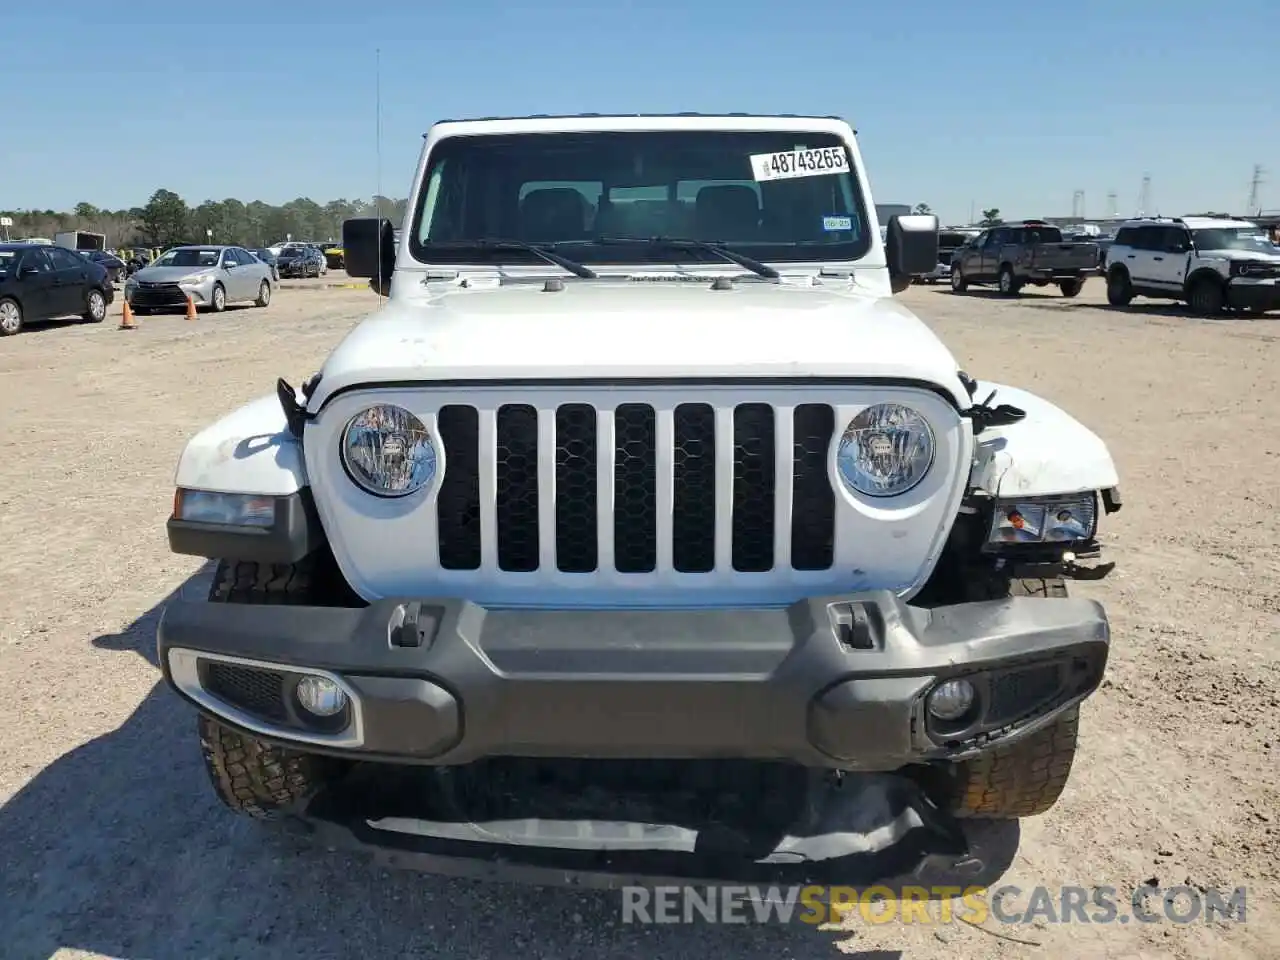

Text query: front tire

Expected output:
[198,557,342,819]
[255,280,272,307]
[950,573,1078,818]
[950,267,968,292]
[210,282,227,313]
[1187,277,1225,316]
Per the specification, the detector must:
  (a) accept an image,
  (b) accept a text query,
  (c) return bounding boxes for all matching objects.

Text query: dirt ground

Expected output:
[0,275,1276,960]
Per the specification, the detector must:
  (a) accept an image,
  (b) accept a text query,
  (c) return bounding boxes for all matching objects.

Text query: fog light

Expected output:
[927,679,976,721]
[296,675,348,717]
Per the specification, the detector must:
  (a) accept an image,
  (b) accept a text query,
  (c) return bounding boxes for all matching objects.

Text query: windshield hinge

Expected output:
[277,378,317,438]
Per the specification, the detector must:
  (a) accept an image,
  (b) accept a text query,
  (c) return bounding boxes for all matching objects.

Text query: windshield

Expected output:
[938,232,972,248]
[409,129,871,267]
[1191,227,1274,253]
[154,248,221,268]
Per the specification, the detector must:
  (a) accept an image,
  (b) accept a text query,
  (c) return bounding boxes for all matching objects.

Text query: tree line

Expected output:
[1,189,409,250]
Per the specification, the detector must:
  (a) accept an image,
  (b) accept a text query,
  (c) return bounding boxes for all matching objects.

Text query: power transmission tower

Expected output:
[1072,190,1085,219]
[1106,191,1118,218]
[1247,165,1264,215]
[1137,175,1151,216]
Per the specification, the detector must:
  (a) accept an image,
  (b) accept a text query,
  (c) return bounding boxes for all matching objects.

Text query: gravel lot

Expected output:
[0,276,1276,960]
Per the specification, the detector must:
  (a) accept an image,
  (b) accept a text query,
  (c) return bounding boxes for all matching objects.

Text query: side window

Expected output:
[221,248,240,266]
[973,231,989,247]
[987,228,1008,245]
[46,247,83,270]
[19,249,53,273]
[1114,227,1135,247]
[1162,228,1190,252]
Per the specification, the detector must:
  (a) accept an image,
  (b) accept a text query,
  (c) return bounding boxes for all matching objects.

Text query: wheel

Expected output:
[947,573,1078,818]
[1106,267,1134,306]
[255,280,272,307]
[0,297,23,335]
[1058,278,1084,298]
[1187,277,1225,316]
[83,287,107,323]
[997,265,1020,296]
[952,706,1080,819]
[950,266,968,293]
[198,558,342,819]
[210,282,227,313]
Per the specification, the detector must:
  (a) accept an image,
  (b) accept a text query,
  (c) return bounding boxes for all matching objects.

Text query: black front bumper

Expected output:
[1227,280,1280,311]
[157,590,1108,771]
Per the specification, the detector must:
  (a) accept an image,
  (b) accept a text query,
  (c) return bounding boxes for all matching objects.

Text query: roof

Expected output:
[427,112,855,136]
[1116,216,1260,230]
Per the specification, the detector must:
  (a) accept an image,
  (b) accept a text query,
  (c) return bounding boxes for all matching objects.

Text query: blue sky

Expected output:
[4,0,1278,226]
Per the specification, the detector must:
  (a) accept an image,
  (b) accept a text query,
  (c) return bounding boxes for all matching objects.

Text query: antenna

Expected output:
[1247,164,1264,216]
[374,47,385,305]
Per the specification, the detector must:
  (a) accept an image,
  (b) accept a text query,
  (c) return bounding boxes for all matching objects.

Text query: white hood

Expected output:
[309,278,968,408]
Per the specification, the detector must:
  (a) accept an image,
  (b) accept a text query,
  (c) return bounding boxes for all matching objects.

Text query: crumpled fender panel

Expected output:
[968,382,1118,498]
[174,394,308,495]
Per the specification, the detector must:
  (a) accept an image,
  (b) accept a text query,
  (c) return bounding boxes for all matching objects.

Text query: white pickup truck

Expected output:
[158,113,1120,886]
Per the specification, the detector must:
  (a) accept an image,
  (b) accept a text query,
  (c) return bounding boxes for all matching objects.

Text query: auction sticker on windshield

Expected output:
[750,148,849,182]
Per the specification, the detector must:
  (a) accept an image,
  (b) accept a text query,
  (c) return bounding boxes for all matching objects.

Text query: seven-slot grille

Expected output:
[434,402,837,574]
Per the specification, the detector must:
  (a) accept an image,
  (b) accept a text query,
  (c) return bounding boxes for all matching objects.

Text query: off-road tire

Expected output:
[948,572,1077,818]
[198,557,339,819]
[1106,267,1133,306]
[952,706,1080,819]
[1187,277,1225,316]
[950,267,968,292]
[997,265,1020,296]
[1058,278,1084,298]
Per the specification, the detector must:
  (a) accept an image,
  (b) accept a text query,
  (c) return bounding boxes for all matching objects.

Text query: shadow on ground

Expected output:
[0,570,1019,960]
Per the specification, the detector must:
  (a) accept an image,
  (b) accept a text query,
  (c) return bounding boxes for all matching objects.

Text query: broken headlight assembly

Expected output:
[987,494,1097,545]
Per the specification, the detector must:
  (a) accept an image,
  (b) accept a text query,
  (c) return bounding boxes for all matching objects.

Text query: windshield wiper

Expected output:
[594,236,780,280]
[423,238,597,279]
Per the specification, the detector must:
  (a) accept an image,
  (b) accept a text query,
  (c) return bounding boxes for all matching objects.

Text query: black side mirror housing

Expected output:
[342,217,396,281]
[885,214,939,293]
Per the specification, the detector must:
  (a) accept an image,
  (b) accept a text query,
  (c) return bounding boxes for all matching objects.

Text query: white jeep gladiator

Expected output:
[158,113,1120,885]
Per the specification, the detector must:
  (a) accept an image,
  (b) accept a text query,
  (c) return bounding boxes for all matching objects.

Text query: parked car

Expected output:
[916,229,980,283]
[1104,216,1280,316]
[124,245,274,314]
[950,220,1099,296]
[304,243,330,276]
[322,242,344,270]
[276,245,322,278]
[76,249,127,284]
[0,242,114,335]
[249,248,281,281]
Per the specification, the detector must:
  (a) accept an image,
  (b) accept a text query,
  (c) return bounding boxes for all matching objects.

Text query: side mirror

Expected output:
[343,217,396,281]
[885,214,939,293]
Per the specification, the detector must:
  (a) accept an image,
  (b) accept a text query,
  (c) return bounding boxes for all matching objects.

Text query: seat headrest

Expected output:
[694,185,761,240]
[519,188,590,241]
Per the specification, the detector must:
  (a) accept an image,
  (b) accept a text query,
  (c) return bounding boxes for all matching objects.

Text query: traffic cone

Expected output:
[119,301,137,330]
[185,294,197,320]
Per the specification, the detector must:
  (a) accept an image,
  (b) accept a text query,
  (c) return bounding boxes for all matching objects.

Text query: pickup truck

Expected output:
[950,220,1099,297]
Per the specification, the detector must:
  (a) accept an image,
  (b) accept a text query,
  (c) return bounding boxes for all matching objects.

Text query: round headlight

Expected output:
[837,403,934,497]
[341,404,436,497]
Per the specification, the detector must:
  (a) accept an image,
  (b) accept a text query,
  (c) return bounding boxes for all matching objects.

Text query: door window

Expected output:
[18,249,54,273]
[45,247,85,270]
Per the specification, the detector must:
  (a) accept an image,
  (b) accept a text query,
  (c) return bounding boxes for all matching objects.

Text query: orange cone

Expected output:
[185,294,197,320]
[119,301,137,330]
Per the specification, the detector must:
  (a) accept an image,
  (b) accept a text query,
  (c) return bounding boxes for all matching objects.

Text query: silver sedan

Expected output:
[124,245,274,314]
